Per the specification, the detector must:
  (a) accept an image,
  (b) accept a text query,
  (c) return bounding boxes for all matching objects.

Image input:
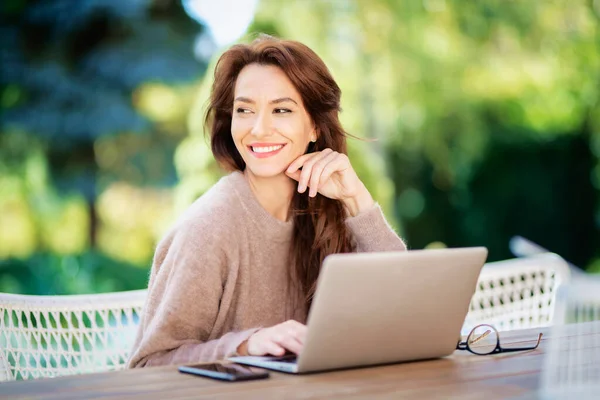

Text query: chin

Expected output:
[245,163,287,178]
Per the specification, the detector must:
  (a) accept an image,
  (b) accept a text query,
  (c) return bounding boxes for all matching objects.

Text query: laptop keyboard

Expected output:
[272,355,298,363]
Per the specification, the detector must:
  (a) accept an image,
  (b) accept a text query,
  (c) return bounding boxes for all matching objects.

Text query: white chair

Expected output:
[0,290,146,381]
[463,253,571,333]
[540,278,600,398]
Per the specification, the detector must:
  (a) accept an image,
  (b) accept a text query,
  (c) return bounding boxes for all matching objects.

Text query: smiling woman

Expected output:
[127,34,406,368]
[231,64,315,180]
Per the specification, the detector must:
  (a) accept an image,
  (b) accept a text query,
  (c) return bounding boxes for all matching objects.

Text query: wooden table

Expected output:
[1,321,598,400]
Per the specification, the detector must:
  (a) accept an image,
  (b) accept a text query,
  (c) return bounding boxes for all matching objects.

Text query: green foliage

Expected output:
[253,0,600,268]
[0,0,208,253]
[2,0,600,298]
[0,1,209,293]
[0,251,148,295]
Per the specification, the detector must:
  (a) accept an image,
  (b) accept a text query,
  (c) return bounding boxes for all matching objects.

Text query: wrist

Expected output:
[343,185,375,217]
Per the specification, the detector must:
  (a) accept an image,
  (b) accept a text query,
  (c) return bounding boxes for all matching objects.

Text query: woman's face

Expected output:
[231,63,316,179]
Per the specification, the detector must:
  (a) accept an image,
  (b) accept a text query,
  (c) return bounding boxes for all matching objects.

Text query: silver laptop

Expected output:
[229,247,488,374]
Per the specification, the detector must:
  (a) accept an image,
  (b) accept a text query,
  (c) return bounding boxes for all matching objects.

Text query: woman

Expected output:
[127,35,406,368]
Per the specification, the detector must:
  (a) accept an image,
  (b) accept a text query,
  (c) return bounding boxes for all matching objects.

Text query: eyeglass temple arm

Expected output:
[498,333,543,352]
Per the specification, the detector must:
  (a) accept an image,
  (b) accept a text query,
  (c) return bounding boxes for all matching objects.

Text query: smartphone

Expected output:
[178,363,270,382]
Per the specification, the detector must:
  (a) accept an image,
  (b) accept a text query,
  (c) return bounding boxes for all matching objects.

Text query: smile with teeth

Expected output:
[252,145,284,153]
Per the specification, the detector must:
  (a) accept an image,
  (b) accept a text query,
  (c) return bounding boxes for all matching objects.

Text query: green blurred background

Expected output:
[1,0,599,295]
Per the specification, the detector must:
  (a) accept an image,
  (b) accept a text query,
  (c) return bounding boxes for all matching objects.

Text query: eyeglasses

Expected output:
[457,324,543,355]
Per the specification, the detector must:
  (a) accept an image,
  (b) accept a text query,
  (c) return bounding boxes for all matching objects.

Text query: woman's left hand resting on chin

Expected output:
[285,148,375,217]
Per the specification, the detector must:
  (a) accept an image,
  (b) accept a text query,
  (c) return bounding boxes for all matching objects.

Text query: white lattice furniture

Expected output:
[540,278,600,398]
[0,290,146,381]
[463,253,571,333]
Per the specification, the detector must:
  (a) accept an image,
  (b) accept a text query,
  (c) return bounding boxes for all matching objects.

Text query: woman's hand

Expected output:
[238,320,307,356]
[285,148,375,216]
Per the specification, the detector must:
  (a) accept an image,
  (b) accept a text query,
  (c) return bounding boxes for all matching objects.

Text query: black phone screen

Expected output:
[178,363,269,381]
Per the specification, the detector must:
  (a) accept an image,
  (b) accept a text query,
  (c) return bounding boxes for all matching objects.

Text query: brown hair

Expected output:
[205,34,354,308]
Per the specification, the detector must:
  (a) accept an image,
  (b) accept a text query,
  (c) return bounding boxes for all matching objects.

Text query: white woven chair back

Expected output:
[463,253,570,333]
[0,290,146,381]
[540,278,600,399]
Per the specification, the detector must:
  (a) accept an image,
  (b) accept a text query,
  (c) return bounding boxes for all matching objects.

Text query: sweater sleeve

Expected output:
[127,225,260,368]
[345,203,407,253]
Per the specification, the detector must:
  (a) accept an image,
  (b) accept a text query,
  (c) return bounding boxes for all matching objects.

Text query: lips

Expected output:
[248,143,287,159]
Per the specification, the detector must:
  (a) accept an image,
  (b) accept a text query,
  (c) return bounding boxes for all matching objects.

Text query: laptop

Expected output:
[229,247,488,374]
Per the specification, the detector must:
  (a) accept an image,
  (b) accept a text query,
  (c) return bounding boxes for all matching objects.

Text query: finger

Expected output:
[285,327,307,345]
[263,341,286,356]
[286,337,304,355]
[272,334,303,355]
[296,325,308,342]
[318,154,349,191]
[287,153,321,192]
[284,320,308,343]
[286,152,318,174]
[247,331,270,356]
[308,151,338,197]
[284,319,308,332]
[298,149,333,193]
[286,148,333,175]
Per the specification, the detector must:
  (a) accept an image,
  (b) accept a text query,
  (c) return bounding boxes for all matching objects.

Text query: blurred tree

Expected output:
[0,251,149,295]
[2,0,600,296]
[0,0,209,246]
[253,0,600,268]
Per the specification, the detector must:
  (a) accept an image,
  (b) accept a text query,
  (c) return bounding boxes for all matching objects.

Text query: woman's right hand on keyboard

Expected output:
[237,320,307,356]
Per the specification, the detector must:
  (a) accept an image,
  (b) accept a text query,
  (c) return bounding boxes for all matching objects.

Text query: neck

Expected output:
[244,170,295,222]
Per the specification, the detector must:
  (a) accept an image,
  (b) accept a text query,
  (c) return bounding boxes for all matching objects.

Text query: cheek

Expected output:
[276,119,311,140]
[230,118,247,141]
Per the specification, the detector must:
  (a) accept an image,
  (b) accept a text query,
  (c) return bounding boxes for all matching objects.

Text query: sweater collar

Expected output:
[227,171,294,242]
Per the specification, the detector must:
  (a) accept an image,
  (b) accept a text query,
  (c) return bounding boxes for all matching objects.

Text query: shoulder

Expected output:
[170,172,245,244]
[155,173,245,256]
[182,172,244,225]
[142,178,245,316]
[149,173,246,282]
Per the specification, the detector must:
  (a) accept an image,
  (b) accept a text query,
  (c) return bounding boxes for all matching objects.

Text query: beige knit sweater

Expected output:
[127,171,406,368]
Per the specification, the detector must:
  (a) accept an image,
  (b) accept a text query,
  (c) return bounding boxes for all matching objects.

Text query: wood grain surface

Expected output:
[1,321,597,400]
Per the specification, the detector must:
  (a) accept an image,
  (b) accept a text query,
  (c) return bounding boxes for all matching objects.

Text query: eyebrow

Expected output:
[234,96,298,105]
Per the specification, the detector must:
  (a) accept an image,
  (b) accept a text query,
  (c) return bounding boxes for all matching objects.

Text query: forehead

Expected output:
[234,63,302,100]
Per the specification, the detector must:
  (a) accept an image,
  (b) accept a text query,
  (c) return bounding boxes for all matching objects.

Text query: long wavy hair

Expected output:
[205,35,355,309]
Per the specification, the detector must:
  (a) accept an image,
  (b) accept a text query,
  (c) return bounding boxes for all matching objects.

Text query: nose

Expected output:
[250,110,271,138]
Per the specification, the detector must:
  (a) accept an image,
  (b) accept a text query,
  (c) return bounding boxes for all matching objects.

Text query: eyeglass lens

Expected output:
[467,324,499,355]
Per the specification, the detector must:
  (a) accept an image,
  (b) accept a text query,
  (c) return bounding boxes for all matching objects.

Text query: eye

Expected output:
[235,108,252,114]
[274,108,292,114]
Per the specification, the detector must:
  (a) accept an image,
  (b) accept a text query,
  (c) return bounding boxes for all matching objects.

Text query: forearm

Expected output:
[130,328,260,368]
[345,203,407,252]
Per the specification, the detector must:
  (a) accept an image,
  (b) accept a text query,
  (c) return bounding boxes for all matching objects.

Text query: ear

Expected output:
[310,128,318,143]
